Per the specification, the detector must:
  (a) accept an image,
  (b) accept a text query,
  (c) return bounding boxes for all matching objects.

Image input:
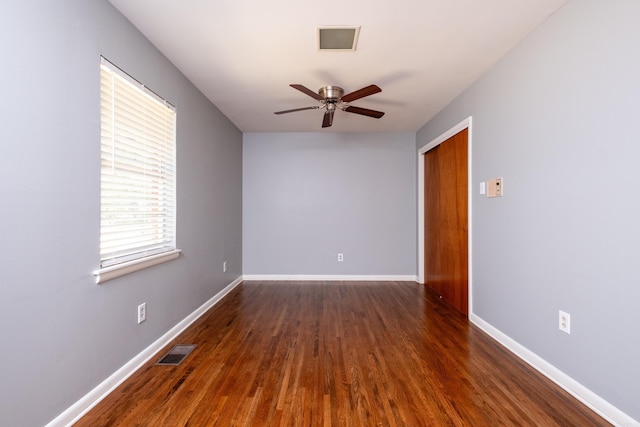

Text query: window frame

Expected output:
[94,57,180,284]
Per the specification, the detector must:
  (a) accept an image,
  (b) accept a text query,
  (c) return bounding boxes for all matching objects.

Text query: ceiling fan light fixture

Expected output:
[317,26,360,51]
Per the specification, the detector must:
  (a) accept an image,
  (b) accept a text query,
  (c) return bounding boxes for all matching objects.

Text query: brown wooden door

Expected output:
[424,129,468,315]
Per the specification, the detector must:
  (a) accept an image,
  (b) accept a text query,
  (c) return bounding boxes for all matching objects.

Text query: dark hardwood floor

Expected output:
[76,281,609,426]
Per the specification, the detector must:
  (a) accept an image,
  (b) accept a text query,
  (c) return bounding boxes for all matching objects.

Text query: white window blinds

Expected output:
[99,57,177,268]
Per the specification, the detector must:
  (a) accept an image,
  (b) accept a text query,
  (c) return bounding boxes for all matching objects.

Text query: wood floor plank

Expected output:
[75,282,610,426]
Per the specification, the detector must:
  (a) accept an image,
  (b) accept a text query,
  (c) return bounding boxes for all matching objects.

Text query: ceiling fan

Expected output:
[274,84,385,128]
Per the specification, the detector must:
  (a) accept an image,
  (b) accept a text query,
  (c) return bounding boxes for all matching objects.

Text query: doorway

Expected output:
[418,118,472,316]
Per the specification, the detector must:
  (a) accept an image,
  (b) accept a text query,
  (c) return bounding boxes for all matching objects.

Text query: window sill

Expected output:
[94,249,181,284]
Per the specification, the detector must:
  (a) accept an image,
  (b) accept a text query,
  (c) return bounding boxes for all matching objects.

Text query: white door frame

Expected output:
[417,116,473,315]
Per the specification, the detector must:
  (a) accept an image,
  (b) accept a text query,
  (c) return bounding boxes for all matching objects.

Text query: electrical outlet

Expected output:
[337,253,344,262]
[138,303,146,324]
[223,261,227,273]
[558,310,570,334]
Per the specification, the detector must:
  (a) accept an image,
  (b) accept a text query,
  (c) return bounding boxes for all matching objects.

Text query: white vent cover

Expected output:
[317,26,360,51]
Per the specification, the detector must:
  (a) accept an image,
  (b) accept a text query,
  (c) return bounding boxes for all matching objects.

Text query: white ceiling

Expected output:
[108,0,567,133]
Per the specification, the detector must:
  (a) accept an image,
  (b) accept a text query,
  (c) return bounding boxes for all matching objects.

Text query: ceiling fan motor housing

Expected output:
[319,86,344,101]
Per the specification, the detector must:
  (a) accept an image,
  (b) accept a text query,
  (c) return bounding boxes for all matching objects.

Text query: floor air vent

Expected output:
[156,344,197,366]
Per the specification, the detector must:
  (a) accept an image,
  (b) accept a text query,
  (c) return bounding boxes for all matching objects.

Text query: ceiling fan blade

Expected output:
[290,84,324,101]
[344,106,385,119]
[322,110,334,128]
[274,106,320,115]
[341,84,382,103]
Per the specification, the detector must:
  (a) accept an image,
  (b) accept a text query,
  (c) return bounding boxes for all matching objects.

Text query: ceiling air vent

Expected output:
[317,26,360,51]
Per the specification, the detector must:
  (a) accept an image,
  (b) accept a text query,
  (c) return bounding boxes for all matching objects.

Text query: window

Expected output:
[95,57,179,283]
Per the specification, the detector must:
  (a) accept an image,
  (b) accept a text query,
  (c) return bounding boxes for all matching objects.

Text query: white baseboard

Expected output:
[46,276,243,427]
[49,278,634,426]
[470,313,638,427]
[242,274,419,282]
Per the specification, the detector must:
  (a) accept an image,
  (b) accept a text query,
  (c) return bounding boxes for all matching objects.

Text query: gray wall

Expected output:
[0,1,242,426]
[417,0,640,420]
[243,132,416,276]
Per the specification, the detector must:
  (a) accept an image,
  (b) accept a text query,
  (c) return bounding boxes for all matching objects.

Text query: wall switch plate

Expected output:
[479,182,486,195]
[337,253,344,262]
[138,303,147,324]
[559,310,570,334]
[223,261,227,273]
[487,178,503,198]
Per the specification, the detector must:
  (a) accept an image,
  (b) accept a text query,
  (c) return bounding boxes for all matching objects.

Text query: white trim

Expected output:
[417,117,473,314]
[242,274,419,282]
[46,273,636,426]
[470,314,637,427]
[94,249,182,284]
[45,276,243,427]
